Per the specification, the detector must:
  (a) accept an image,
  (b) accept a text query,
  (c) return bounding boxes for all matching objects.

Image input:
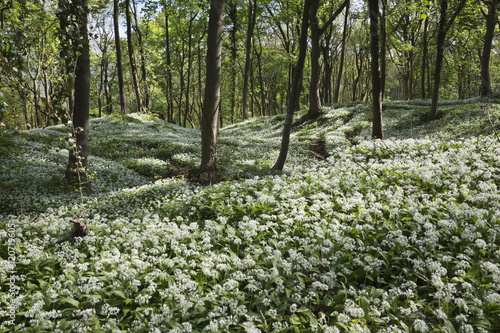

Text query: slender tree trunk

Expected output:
[429,0,448,120]
[368,0,383,139]
[165,11,174,123]
[125,0,143,113]
[353,50,361,101]
[57,0,75,117]
[178,39,185,126]
[132,0,149,109]
[335,2,349,103]
[308,0,348,118]
[199,0,226,184]
[273,0,311,170]
[98,49,106,117]
[43,67,51,125]
[421,13,428,99]
[429,0,466,120]
[228,0,238,122]
[183,14,197,128]
[66,0,90,182]
[255,37,266,116]
[250,62,255,117]
[197,30,206,115]
[114,0,127,113]
[104,56,112,114]
[20,86,30,128]
[308,0,322,118]
[481,0,498,96]
[242,0,256,119]
[98,67,103,118]
[380,0,387,100]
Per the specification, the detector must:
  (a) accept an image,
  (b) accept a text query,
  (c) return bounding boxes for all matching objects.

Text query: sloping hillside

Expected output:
[1,98,500,332]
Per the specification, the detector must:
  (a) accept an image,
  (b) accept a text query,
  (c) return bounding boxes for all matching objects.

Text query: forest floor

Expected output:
[1,97,500,332]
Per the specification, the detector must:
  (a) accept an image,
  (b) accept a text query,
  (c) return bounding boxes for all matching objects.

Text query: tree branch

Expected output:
[319,0,349,35]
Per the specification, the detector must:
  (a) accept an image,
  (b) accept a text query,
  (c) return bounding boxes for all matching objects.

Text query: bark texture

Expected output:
[126,0,143,113]
[481,0,498,96]
[114,0,127,114]
[199,0,226,184]
[368,0,384,139]
[272,0,311,170]
[66,0,90,182]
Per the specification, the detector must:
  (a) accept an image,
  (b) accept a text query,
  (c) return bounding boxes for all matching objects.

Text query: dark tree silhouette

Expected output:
[66,0,90,181]
[199,0,226,184]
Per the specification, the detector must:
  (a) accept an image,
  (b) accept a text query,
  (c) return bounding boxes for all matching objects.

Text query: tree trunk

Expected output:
[20,86,30,129]
[57,0,75,118]
[114,0,127,114]
[199,0,226,184]
[380,0,387,100]
[66,0,90,182]
[98,48,106,118]
[429,0,466,120]
[104,56,112,114]
[165,10,174,123]
[183,14,197,128]
[132,0,149,110]
[308,0,348,118]
[429,1,450,120]
[334,2,349,103]
[421,13,428,99]
[43,67,51,125]
[255,36,267,116]
[481,0,498,96]
[368,0,383,139]
[228,0,238,122]
[125,0,143,113]
[178,38,185,127]
[241,0,256,120]
[273,0,311,170]
[308,0,322,118]
[429,1,447,120]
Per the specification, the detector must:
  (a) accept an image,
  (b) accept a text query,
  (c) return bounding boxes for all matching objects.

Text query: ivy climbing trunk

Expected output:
[66,0,89,182]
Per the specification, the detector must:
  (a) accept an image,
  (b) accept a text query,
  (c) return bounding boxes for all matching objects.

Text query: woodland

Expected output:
[1,0,500,332]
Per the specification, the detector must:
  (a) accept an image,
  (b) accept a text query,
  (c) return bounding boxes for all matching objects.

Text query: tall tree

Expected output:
[308,0,348,118]
[57,0,76,118]
[125,0,143,113]
[241,0,257,120]
[228,0,238,122]
[334,1,349,103]
[199,0,226,184]
[132,0,150,109]
[380,0,387,100]
[480,0,498,96]
[273,0,311,170]
[114,0,127,113]
[66,0,90,181]
[368,0,383,139]
[421,9,429,99]
[428,0,466,120]
[164,9,174,123]
[183,12,197,127]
